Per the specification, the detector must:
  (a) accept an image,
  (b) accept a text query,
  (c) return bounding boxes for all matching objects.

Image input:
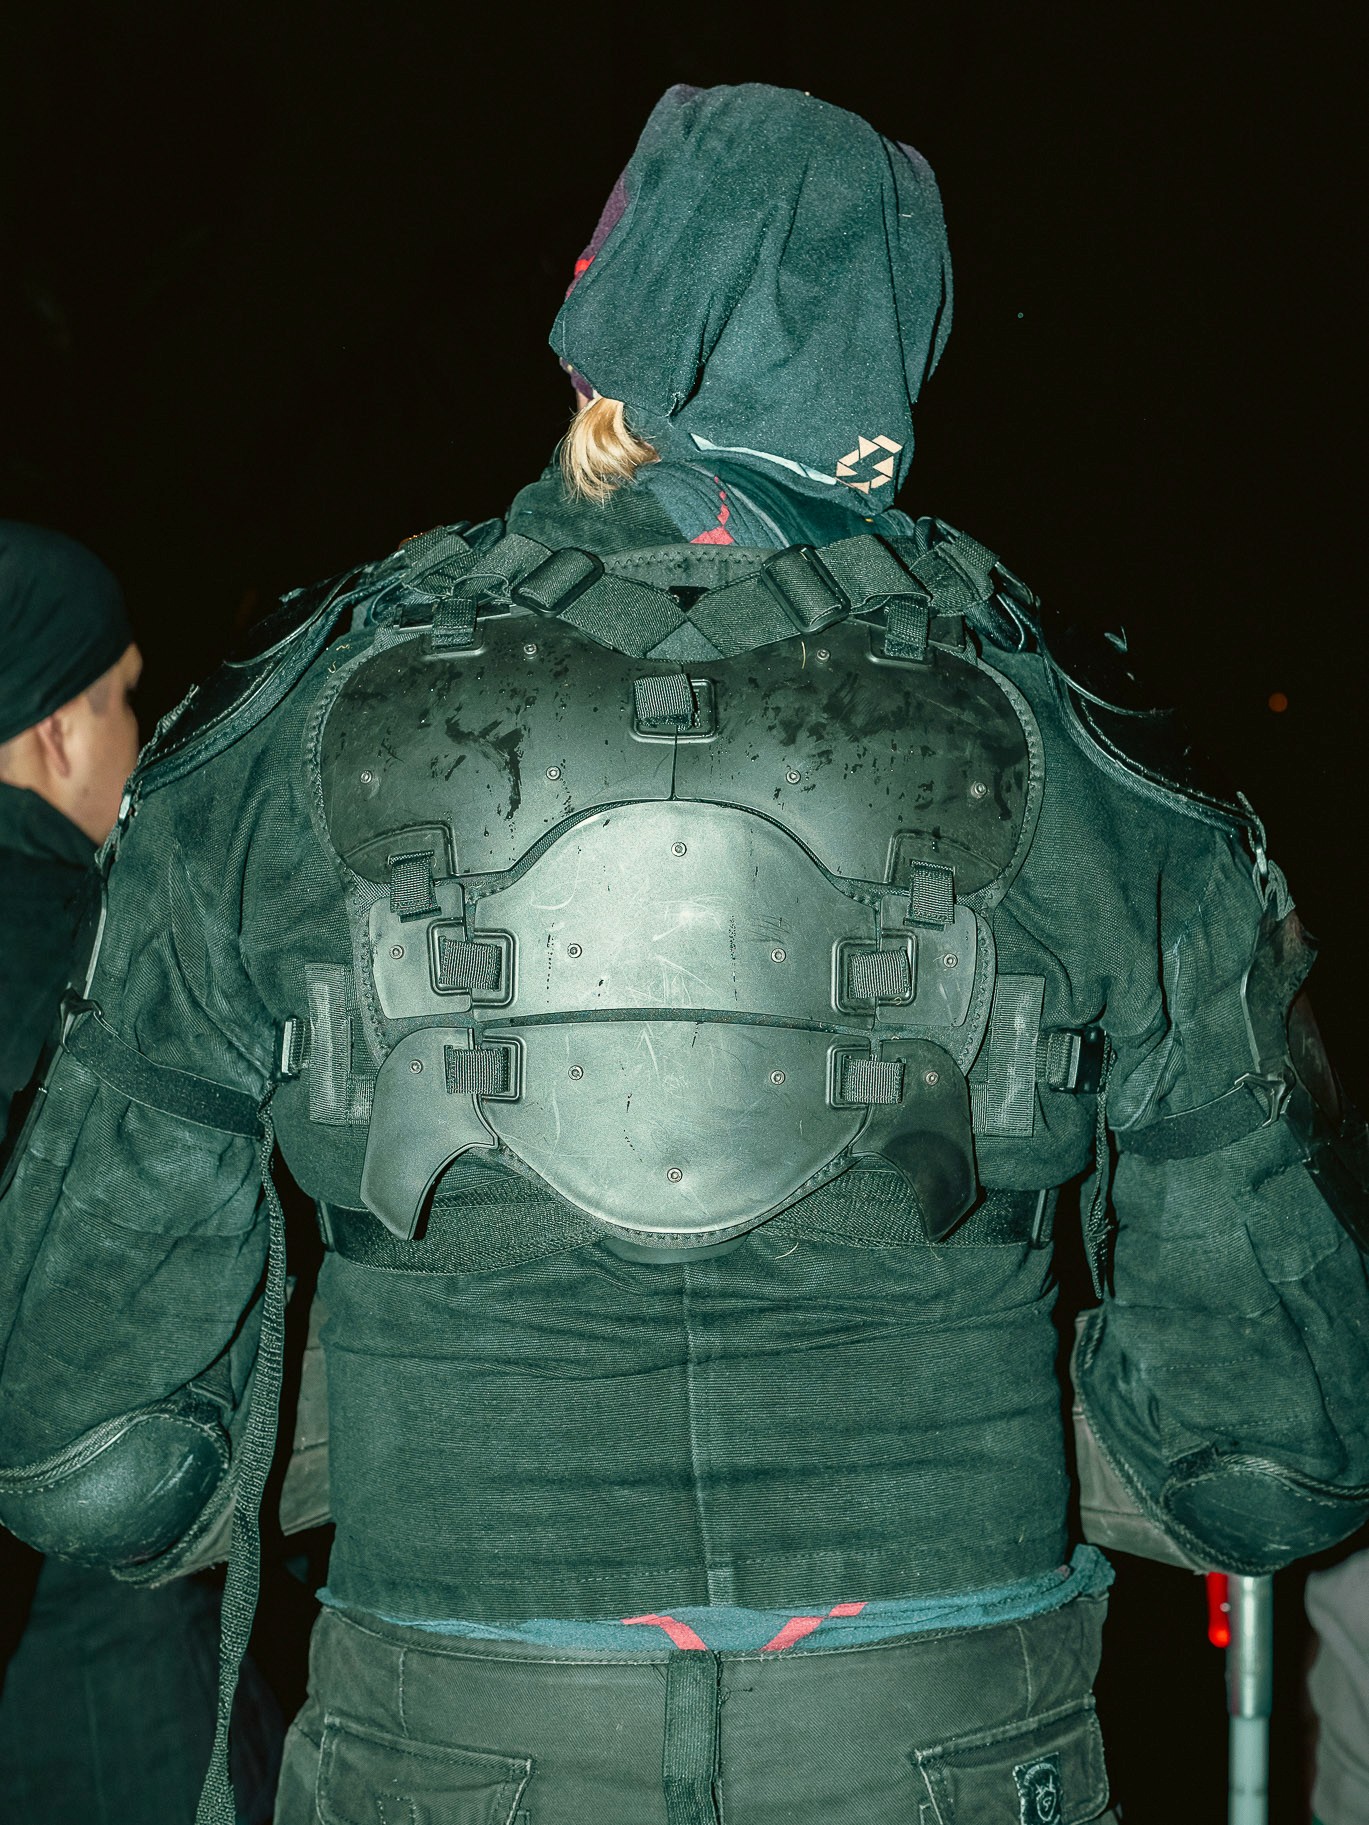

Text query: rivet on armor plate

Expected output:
[786,769,801,783]
[671,842,687,856]
[769,1070,786,1085]
[522,643,538,655]
[942,953,958,969]
[546,766,561,780]
[568,1065,584,1081]
[666,1167,684,1183]
[567,942,583,958]
[970,781,989,800]
[771,947,787,963]
[410,1059,424,1074]
[815,648,830,661]
[924,1070,940,1086]
[360,770,373,784]
[390,945,404,959]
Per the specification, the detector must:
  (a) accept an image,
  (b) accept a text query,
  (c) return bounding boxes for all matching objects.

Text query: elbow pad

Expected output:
[0,1392,229,1570]
[1157,1447,1369,1575]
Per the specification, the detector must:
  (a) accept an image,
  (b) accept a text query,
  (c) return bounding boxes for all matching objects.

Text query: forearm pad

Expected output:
[1074,1313,1369,1575]
[0,1392,229,1570]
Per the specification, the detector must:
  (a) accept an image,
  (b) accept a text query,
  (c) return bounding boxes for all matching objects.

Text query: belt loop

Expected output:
[662,1649,723,1825]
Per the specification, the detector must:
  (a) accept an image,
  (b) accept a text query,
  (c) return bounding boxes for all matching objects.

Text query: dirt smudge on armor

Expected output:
[444,714,523,819]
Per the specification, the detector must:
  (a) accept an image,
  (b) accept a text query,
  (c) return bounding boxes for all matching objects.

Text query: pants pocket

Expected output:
[316,1710,533,1825]
[911,1697,1109,1824]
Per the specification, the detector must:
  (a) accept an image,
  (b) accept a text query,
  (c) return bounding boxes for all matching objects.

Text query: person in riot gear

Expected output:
[2,84,1368,1824]
[0,521,282,1822]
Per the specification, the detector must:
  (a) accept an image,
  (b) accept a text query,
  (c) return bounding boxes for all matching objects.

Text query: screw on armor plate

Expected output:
[671,842,687,856]
[785,769,801,783]
[666,1167,684,1182]
[815,648,830,660]
[568,1065,584,1080]
[410,1060,423,1073]
[360,770,373,783]
[769,1071,786,1085]
[924,1070,940,1085]
[942,953,958,968]
[970,780,989,800]
[566,943,583,957]
[546,766,561,780]
[771,947,787,962]
[522,643,538,655]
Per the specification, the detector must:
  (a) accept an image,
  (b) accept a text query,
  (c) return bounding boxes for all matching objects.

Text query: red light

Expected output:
[1206,1572,1231,1648]
[1268,692,1289,713]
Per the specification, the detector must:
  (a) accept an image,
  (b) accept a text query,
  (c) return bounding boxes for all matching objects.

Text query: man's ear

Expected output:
[31,708,74,780]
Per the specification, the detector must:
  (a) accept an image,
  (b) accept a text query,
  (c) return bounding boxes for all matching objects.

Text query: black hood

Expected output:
[551,83,952,510]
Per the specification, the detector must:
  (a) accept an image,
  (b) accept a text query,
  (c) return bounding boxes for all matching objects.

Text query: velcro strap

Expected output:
[515,547,603,614]
[761,546,847,633]
[906,861,956,928]
[434,937,503,994]
[816,534,916,609]
[559,575,684,657]
[1119,1079,1273,1161]
[847,947,912,1003]
[883,595,930,660]
[908,533,998,613]
[444,1043,513,1097]
[841,1056,905,1105]
[634,674,698,732]
[65,1009,261,1136]
[429,586,480,651]
[389,852,439,920]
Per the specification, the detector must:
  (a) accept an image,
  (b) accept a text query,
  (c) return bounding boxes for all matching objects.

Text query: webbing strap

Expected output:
[389,852,439,920]
[399,527,1004,668]
[841,1057,905,1105]
[883,595,930,660]
[905,861,956,929]
[847,947,912,1003]
[634,674,698,731]
[1117,1080,1272,1161]
[444,1043,513,1096]
[434,937,503,994]
[195,1101,286,1825]
[65,1009,261,1136]
[429,585,480,651]
[661,1650,723,1825]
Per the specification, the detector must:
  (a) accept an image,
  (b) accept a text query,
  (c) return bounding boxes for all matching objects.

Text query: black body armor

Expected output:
[307,526,1045,1254]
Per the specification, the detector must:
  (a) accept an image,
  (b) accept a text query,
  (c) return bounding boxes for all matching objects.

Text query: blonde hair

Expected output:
[559,395,659,503]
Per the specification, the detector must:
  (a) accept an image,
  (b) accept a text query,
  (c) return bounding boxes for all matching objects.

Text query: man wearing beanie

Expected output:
[0,521,140,1135]
[0,522,283,1822]
[1,88,1368,1824]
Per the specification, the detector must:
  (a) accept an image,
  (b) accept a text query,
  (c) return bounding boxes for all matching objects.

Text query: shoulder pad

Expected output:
[132,557,388,802]
[1038,616,1251,833]
[904,519,1254,837]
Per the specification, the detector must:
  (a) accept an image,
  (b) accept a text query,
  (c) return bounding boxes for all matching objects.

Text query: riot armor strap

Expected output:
[64,1002,263,1136]
[384,520,1006,664]
[320,1184,1052,1275]
[1117,1076,1279,1162]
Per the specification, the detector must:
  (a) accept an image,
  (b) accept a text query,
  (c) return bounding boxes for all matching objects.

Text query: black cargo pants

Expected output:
[276,1592,1115,1823]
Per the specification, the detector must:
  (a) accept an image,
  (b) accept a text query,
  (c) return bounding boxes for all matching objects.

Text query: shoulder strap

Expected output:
[377,517,1019,664]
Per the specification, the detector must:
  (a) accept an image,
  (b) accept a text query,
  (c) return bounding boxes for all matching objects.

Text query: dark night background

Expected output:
[2,5,1364,1818]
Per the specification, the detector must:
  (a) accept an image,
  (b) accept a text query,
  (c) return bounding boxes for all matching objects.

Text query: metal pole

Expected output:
[1226,1573,1274,1825]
